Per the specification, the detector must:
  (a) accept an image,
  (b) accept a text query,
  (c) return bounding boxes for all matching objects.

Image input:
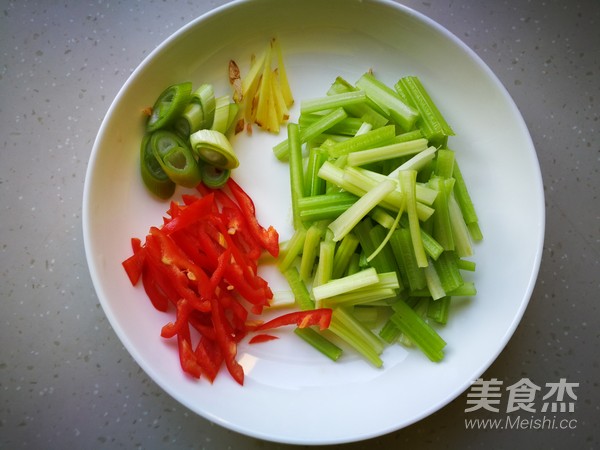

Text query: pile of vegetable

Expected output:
[272,71,482,366]
[124,38,483,383]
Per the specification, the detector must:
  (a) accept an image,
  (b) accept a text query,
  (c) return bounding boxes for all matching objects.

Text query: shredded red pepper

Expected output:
[122,178,332,385]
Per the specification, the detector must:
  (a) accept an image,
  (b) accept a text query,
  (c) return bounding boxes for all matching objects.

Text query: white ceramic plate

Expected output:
[83,0,544,444]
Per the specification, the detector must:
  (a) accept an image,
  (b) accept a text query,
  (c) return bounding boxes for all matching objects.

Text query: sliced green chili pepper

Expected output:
[140,133,176,199]
[201,164,230,189]
[146,82,193,133]
[149,130,201,188]
[189,129,239,170]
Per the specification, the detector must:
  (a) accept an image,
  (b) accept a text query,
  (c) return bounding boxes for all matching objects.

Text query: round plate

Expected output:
[83,0,544,444]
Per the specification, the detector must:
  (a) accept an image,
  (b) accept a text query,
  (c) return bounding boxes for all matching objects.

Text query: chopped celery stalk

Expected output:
[351,166,438,206]
[448,189,474,257]
[282,267,315,310]
[332,233,361,279]
[355,72,419,131]
[268,290,297,309]
[379,319,402,344]
[427,297,451,325]
[313,236,335,289]
[366,201,403,263]
[368,224,404,291]
[300,221,329,281]
[189,128,239,170]
[322,287,397,307]
[390,300,446,362]
[301,90,368,114]
[395,76,454,147]
[458,258,476,271]
[346,138,429,167]
[428,176,454,251]
[452,160,483,241]
[327,125,396,158]
[327,76,390,128]
[424,257,446,300]
[273,107,347,160]
[294,327,342,361]
[388,146,437,176]
[446,281,477,297]
[328,309,384,367]
[298,193,358,222]
[277,227,307,272]
[312,267,380,301]
[370,206,397,229]
[328,179,397,242]
[433,251,464,293]
[299,114,366,136]
[304,146,327,196]
[399,170,428,268]
[435,148,455,178]
[390,227,427,292]
[287,123,304,229]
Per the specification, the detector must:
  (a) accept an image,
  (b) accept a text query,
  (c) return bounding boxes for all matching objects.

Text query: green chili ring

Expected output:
[146,81,193,133]
[201,164,231,189]
[154,145,202,188]
[140,133,176,199]
[189,129,239,170]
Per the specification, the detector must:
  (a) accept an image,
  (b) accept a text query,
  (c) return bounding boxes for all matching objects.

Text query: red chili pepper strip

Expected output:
[161,298,192,339]
[162,193,214,235]
[211,297,244,385]
[140,264,170,312]
[226,178,280,257]
[249,334,279,344]
[178,328,202,379]
[257,309,333,331]
[194,337,222,383]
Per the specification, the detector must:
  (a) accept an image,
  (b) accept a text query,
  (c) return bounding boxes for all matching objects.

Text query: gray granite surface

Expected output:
[1,0,598,449]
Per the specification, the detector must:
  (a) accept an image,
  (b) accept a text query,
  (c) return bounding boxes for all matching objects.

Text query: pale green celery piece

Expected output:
[390,299,446,362]
[312,235,336,291]
[298,192,358,222]
[277,227,307,272]
[355,72,419,131]
[300,220,329,281]
[435,148,455,178]
[304,145,327,197]
[399,170,428,268]
[390,227,427,292]
[446,281,477,297]
[346,138,429,167]
[268,290,296,309]
[312,267,380,302]
[388,146,437,176]
[298,114,365,136]
[282,266,315,311]
[457,258,476,271]
[346,252,361,276]
[352,305,384,327]
[273,108,347,160]
[288,123,304,230]
[395,76,454,148]
[321,287,397,307]
[301,90,368,114]
[352,166,438,206]
[326,76,389,128]
[328,179,397,242]
[369,206,396,229]
[423,256,446,300]
[452,160,483,241]
[332,232,360,279]
[366,199,403,263]
[355,122,373,136]
[327,125,396,158]
[328,308,384,367]
[293,327,343,361]
[433,250,464,293]
[448,187,474,257]
[427,296,451,325]
[428,176,455,251]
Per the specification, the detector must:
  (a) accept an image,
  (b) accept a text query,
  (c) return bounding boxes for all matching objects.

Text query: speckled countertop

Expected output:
[1,0,598,449]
